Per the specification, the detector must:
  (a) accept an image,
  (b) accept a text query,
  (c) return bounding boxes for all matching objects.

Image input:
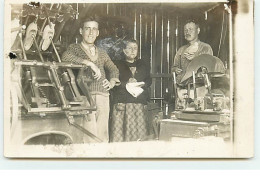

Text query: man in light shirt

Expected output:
[172,20,213,84]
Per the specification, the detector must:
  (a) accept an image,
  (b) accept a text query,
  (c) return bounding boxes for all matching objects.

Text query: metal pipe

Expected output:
[49,66,70,109]
[150,12,154,103]
[67,118,102,143]
[14,60,85,68]
[19,32,27,60]
[153,12,157,103]
[51,37,61,62]
[61,71,76,98]
[175,16,179,54]
[66,69,82,98]
[206,4,220,13]
[167,18,170,74]
[32,35,44,62]
[30,67,45,107]
[217,10,226,57]
[160,14,164,107]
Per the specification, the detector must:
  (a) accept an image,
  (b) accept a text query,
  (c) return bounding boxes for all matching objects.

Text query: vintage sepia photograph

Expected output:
[3,0,254,158]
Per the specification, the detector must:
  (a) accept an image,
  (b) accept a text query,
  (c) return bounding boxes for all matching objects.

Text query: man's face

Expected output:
[80,21,99,44]
[184,22,200,42]
[123,42,138,59]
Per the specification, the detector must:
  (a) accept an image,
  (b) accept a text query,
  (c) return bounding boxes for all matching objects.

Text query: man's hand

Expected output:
[172,67,183,75]
[102,79,115,91]
[83,60,101,80]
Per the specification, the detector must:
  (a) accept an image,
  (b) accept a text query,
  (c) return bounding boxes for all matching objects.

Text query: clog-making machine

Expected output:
[159,54,232,140]
[10,3,101,144]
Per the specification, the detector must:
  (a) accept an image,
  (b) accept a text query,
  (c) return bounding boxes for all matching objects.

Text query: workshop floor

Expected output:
[6,136,234,158]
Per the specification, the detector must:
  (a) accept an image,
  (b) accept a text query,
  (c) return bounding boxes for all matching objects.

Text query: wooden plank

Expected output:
[151,9,156,74]
[169,13,176,70]
[155,10,162,106]
[151,9,156,102]
[167,13,176,97]
[141,8,149,61]
[162,12,169,97]
[135,8,141,58]
[145,8,152,62]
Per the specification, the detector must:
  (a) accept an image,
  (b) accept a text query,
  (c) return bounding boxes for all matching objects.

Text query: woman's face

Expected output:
[123,42,138,59]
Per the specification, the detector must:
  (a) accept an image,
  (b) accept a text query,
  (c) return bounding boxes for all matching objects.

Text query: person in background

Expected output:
[172,19,213,84]
[110,39,152,142]
[62,17,120,143]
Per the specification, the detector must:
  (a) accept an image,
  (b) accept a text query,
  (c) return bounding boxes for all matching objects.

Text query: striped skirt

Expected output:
[110,103,147,142]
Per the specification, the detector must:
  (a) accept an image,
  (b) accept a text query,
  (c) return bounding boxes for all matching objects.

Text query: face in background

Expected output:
[114,23,126,38]
[184,22,200,43]
[80,21,99,45]
[123,42,138,60]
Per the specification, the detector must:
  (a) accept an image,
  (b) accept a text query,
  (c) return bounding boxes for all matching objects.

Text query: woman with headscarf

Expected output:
[110,39,152,142]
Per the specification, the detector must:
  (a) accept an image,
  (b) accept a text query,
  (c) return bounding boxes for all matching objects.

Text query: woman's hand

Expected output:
[126,81,145,87]
[128,78,137,83]
[137,82,145,87]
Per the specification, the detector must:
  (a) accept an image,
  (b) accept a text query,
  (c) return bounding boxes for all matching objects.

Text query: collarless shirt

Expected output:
[172,40,213,83]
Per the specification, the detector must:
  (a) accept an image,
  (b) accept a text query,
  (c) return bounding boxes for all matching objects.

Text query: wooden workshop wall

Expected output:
[15,3,229,108]
[99,3,179,107]
[66,3,229,107]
